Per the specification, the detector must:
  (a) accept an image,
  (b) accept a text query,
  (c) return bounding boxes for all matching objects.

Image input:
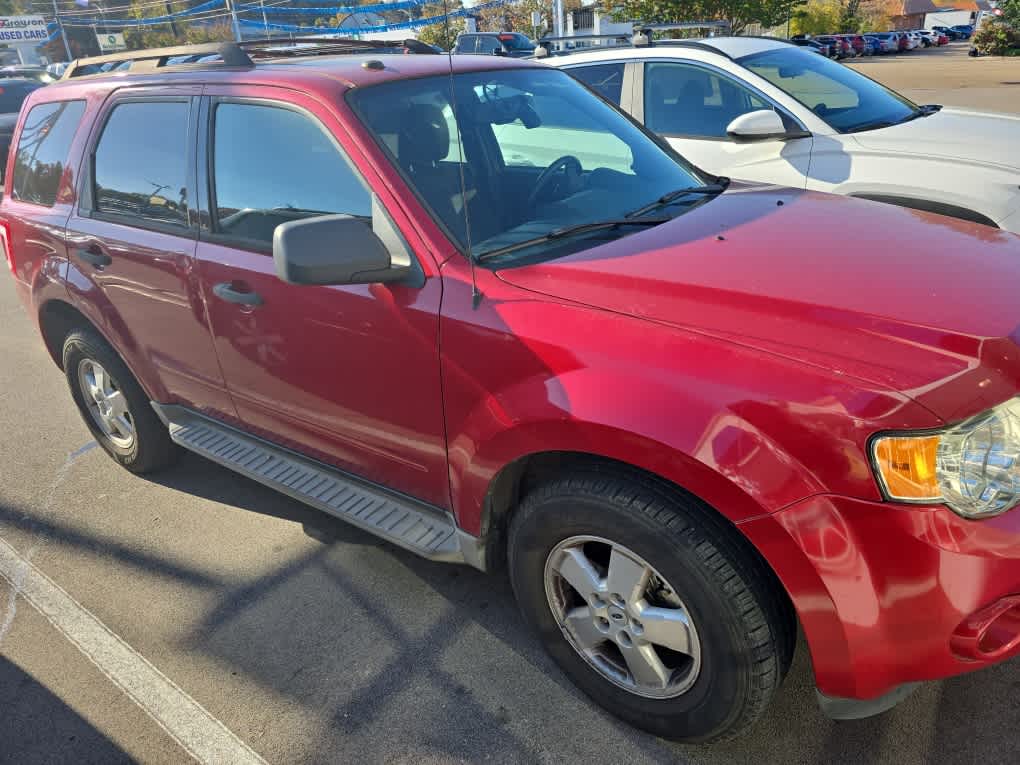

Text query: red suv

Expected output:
[4,41,1020,743]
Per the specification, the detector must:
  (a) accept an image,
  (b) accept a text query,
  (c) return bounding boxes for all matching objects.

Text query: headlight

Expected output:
[871,398,1020,519]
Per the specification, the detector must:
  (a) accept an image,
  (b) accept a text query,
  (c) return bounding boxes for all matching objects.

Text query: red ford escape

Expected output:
[4,40,1020,743]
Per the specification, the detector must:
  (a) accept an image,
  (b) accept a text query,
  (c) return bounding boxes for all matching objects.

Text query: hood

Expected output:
[851,108,1020,170]
[496,186,1020,422]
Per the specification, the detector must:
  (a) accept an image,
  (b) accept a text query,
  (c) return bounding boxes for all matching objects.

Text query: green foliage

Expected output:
[972,18,1020,56]
[789,0,841,35]
[998,0,1020,29]
[610,0,806,35]
[416,4,466,50]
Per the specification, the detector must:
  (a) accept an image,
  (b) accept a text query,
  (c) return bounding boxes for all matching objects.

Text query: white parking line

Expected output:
[0,537,267,765]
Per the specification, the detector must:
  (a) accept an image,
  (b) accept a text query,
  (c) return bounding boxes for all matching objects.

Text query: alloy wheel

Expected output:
[544,535,702,699]
[77,358,135,450]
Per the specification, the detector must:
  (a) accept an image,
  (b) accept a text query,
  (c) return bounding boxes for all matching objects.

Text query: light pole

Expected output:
[51,0,73,61]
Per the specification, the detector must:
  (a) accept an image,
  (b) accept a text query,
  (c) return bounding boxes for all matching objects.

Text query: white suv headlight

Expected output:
[871,398,1020,519]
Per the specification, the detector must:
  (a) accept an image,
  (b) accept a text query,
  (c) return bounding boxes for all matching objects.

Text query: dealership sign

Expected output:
[0,16,50,44]
[97,32,127,52]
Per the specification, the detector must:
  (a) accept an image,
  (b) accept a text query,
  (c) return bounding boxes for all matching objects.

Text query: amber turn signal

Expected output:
[872,435,942,501]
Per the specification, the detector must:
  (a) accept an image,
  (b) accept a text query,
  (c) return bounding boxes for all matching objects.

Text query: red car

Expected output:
[5,42,1020,743]
[843,34,866,55]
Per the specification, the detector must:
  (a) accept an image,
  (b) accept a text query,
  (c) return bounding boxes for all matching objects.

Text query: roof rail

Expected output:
[534,27,740,59]
[61,37,438,80]
[62,42,251,79]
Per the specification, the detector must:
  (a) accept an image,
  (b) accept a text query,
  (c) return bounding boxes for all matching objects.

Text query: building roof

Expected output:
[898,0,939,15]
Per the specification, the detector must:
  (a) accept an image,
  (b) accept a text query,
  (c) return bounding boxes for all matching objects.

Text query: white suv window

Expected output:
[487,87,634,173]
[644,62,773,139]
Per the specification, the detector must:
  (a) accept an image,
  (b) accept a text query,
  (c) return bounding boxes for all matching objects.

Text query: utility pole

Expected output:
[165,2,179,39]
[225,0,243,42]
[260,0,270,40]
[52,0,73,61]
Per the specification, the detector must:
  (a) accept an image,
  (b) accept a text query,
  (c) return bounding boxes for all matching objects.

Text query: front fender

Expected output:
[440,262,938,535]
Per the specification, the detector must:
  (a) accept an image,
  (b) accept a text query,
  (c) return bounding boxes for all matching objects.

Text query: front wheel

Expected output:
[508,473,792,742]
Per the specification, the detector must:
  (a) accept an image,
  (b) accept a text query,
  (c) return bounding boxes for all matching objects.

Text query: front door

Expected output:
[194,87,449,508]
[637,61,813,188]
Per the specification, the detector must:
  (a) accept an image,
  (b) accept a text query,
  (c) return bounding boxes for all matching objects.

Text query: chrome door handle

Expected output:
[213,282,263,306]
[75,247,112,268]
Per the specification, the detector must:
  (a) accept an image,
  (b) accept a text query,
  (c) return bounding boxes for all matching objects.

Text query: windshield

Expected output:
[739,47,917,133]
[349,67,706,261]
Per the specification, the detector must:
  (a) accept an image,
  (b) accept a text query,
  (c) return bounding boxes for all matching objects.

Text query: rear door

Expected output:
[64,88,235,417]
[194,85,449,507]
[633,60,812,187]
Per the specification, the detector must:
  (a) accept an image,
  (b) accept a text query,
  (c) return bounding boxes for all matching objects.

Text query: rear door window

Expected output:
[210,102,371,247]
[568,63,625,106]
[10,99,85,205]
[93,100,190,227]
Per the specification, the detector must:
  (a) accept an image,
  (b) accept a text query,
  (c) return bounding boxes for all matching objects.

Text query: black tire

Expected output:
[508,472,792,743]
[62,328,180,473]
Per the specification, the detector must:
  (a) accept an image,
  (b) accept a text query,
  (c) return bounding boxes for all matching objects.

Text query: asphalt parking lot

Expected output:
[2,43,1020,765]
[847,42,1020,114]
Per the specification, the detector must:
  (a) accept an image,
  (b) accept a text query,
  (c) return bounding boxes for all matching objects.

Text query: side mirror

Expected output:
[273,214,411,286]
[726,110,796,142]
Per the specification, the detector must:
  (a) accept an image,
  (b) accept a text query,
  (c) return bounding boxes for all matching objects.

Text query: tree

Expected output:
[610,0,806,36]
[972,17,1019,56]
[999,0,1020,29]
[789,0,841,35]
[416,4,467,50]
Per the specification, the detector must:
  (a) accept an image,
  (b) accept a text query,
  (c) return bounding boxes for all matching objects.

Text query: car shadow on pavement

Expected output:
[17,451,1013,764]
[0,655,133,764]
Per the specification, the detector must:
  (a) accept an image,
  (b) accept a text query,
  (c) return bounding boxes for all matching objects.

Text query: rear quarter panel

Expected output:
[2,85,109,340]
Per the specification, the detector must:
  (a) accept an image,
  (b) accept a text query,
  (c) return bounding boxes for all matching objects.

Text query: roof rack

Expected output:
[61,37,437,80]
[534,22,733,58]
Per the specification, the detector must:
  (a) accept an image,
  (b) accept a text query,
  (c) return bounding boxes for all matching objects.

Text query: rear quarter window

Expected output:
[11,100,86,206]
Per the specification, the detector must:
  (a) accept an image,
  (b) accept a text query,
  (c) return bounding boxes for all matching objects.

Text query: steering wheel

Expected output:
[527,155,583,211]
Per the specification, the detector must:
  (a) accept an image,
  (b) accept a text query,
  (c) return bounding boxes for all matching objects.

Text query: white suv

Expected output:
[545,37,1020,231]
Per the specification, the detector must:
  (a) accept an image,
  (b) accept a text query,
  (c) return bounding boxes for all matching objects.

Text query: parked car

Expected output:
[893,31,910,51]
[903,31,923,49]
[937,31,950,45]
[951,24,974,39]
[932,25,962,40]
[453,32,536,57]
[6,39,1020,746]
[843,34,867,56]
[550,36,1020,231]
[0,78,45,185]
[865,33,898,54]
[0,66,56,84]
[813,35,845,58]
[790,37,831,57]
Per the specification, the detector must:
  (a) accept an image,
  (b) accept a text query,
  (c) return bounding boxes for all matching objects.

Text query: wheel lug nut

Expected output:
[610,593,625,607]
[631,620,644,635]
[590,594,606,609]
[596,617,610,632]
[618,631,632,647]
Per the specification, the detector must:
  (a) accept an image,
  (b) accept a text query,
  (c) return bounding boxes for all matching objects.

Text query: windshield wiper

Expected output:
[847,104,943,133]
[475,218,671,262]
[624,180,729,219]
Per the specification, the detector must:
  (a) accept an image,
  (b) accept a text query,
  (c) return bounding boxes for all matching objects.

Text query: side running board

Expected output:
[152,404,484,568]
